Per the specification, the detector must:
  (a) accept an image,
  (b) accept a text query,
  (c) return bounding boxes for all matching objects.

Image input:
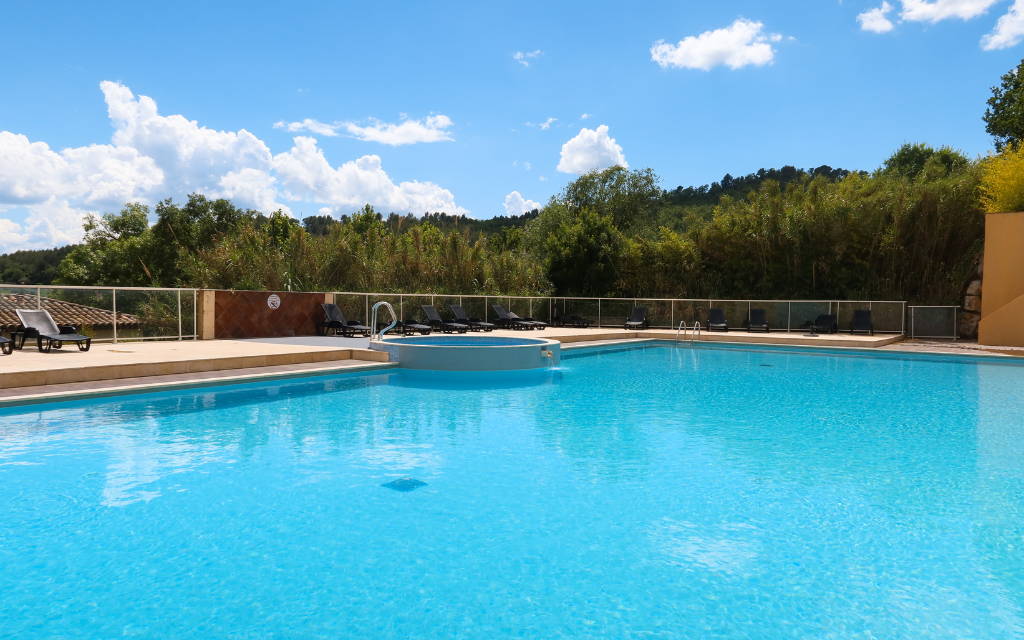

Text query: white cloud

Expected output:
[273,137,466,214]
[539,176,547,181]
[539,118,557,130]
[899,0,1000,22]
[503,191,541,216]
[342,115,454,145]
[0,82,466,251]
[581,113,591,119]
[274,115,453,146]
[651,19,781,71]
[557,125,628,174]
[858,2,897,32]
[983,0,1024,48]
[273,118,340,136]
[513,50,543,66]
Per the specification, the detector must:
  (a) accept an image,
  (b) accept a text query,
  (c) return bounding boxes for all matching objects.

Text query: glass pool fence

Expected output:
[332,293,910,334]
[0,284,937,341]
[0,284,197,343]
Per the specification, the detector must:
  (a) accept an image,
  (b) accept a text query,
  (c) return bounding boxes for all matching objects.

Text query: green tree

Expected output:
[544,208,621,296]
[984,59,1024,151]
[560,166,661,234]
[57,203,159,286]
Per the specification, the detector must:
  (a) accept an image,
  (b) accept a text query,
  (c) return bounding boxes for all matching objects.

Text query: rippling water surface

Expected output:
[2,344,1024,638]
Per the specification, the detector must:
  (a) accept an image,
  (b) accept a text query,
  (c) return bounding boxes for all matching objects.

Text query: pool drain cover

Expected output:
[382,478,427,492]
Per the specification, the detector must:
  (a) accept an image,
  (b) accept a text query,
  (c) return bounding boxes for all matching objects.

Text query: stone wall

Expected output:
[960,255,983,339]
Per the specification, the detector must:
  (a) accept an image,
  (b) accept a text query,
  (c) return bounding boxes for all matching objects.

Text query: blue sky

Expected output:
[1,0,1022,251]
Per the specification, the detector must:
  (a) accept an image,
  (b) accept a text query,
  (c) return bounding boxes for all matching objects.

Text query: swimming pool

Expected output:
[2,343,1024,637]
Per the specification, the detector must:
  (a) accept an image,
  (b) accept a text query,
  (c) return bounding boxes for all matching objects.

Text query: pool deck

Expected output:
[0,327,1015,406]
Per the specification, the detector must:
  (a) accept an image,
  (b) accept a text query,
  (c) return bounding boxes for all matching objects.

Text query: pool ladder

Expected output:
[370,301,398,341]
[675,321,701,346]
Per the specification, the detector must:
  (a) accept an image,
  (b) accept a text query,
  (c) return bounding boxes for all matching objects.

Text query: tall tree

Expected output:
[984,58,1024,151]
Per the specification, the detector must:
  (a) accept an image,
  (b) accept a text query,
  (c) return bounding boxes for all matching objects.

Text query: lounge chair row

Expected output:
[317,303,877,336]
[316,303,548,337]
[705,308,875,335]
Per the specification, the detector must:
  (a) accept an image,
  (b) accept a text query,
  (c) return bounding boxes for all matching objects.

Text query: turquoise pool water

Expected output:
[3,343,1024,638]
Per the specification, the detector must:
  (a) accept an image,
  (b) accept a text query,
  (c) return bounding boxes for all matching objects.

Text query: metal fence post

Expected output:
[177,290,182,340]
[598,298,602,328]
[193,290,197,339]
[112,288,117,344]
[36,286,41,310]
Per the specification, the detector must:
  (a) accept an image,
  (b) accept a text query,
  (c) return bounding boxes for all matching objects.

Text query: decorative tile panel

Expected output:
[215,291,325,339]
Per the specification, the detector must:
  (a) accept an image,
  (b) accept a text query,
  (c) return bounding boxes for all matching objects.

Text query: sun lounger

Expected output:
[14,309,92,353]
[450,305,494,332]
[491,305,530,330]
[624,307,648,330]
[507,310,546,330]
[707,308,729,332]
[421,305,468,333]
[811,314,837,334]
[318,303,372,337]
[398,320,433,336]
[748,308,769,332]
[850,310,874,335]
[552,309,573,327]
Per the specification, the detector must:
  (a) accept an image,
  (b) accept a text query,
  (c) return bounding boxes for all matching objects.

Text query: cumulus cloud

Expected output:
[274,114,453,146]
[858,2,897,32]
[539,118,557,130]
[982,0,1024,49]
[899,0,1000,22]
[503,191,541,216]
[651,18,781,71]
[557,125,628,174]
[513,50,543,66]
[273,137,465,214]
[581,113,591,119]
[0,82,466,251]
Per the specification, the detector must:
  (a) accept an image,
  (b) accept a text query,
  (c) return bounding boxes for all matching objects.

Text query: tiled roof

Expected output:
[0,294,139,329]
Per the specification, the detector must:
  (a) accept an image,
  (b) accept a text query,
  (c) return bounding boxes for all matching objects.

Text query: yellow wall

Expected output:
[978,212,1024,347]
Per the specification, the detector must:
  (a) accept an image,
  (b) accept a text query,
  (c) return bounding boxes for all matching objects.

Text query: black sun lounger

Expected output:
[491,305,529,330]
[450,305,493,332]
[850,310,874,335]
[747,308,769,333]
[707,308,729,332]
[811,314,837,334]
[421,305,468,333]
[507,310,546,330]
[397,320,432,336]
[14,309,91,353]
[624,307,648,330]
[318,303,372,337]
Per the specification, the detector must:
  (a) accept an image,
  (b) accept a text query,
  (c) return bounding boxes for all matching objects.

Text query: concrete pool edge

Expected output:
[0,360,399,409]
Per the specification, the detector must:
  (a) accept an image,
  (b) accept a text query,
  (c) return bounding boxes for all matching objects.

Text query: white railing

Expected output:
[0,283,198,344]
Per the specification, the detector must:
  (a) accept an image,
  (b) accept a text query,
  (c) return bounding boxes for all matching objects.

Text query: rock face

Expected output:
[959,255,984,339]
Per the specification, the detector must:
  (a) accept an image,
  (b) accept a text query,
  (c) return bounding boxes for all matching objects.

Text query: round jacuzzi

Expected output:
[370,334,561,371]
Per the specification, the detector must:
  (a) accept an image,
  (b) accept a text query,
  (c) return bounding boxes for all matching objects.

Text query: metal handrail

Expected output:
[370,301,397,341]
[689,322,702,345]
[675,321,687,342]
